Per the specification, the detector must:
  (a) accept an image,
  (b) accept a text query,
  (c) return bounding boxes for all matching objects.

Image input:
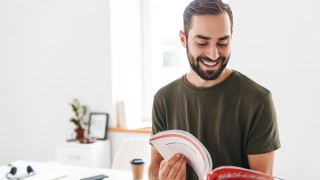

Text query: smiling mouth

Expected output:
[200,59,219,67]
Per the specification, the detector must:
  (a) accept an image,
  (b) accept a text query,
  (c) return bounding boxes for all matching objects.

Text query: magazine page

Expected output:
[150,130,212,180]
[207,166,284,180]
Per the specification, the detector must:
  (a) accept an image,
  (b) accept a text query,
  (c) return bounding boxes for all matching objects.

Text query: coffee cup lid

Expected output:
[130,159,144,165]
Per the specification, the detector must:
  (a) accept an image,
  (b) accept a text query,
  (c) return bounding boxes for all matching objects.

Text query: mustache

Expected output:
[196,56,225,62]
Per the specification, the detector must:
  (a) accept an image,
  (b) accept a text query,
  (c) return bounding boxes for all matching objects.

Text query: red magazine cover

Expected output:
[207,166,280,180]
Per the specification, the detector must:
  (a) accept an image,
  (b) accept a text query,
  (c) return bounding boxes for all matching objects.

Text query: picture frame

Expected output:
[88,112,109,140]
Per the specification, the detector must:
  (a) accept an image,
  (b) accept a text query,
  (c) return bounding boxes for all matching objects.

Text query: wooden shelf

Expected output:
[109,127,151,134]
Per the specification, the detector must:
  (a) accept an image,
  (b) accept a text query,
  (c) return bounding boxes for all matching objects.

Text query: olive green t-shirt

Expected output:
[152,70,281,179]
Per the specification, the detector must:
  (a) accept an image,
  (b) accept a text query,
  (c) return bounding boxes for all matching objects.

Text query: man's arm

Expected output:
[149,147,163,179]
[248,151,275,175]
[148,146,186,180]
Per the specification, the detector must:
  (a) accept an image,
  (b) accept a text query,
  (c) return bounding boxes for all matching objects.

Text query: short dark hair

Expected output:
[183,0,233,38]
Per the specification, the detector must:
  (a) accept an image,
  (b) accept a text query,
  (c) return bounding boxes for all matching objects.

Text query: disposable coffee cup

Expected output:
[130,158,144,180]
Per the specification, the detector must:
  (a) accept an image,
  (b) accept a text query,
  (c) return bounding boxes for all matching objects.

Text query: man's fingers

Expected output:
[159,154,183,180]
[174,157,186,179]
[166,154,186,179]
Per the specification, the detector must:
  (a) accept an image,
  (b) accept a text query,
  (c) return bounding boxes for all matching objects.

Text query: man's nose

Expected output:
[207,46,219,60]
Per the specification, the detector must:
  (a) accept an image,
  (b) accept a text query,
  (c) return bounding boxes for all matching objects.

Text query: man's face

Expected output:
[182,13,232,80]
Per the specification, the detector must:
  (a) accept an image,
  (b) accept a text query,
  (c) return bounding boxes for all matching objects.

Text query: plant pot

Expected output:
[75,128,85,140]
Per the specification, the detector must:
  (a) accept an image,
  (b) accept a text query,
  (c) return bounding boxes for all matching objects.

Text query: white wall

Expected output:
[0,0,112,164]
[229,0,320,179]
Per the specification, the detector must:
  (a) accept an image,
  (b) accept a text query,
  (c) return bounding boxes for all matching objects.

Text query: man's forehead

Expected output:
[189,13,231,39]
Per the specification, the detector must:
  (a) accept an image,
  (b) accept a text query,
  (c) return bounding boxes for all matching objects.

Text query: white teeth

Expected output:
[202,60,217,66]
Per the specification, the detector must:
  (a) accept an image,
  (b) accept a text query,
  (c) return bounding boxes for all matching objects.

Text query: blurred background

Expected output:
[0,0,319,179]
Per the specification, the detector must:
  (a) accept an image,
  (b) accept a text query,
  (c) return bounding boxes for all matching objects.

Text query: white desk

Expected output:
[0,160,147,180]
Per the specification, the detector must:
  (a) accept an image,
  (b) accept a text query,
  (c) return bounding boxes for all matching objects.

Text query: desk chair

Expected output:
[111,138,151,173]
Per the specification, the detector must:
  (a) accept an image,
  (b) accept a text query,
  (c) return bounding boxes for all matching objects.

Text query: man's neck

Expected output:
[186,68,232,88]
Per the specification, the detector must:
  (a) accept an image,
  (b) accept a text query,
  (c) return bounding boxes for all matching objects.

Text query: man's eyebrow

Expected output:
[218,35,230,41]
[193,35,230,41]
[193,35,211,40]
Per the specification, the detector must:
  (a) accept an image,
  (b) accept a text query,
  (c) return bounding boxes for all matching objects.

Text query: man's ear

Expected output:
[179,30,187,48]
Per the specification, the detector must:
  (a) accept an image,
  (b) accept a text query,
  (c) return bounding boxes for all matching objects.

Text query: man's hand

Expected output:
[149,146,187,180]
[159,154,187,180]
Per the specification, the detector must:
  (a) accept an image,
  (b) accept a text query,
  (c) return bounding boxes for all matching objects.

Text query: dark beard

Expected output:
[187,46,230,80]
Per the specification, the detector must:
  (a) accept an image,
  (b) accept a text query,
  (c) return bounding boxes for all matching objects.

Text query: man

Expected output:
[148,0,281,179]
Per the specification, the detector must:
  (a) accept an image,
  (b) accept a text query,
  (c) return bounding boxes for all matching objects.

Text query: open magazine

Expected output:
[150,130,284,180]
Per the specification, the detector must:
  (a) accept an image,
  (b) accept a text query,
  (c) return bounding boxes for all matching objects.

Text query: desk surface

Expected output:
[0,160,147,180]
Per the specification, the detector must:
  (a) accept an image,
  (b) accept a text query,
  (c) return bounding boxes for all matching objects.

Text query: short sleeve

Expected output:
[247,93,281,154]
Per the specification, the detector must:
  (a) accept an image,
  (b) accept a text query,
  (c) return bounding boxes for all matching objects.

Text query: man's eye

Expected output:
[217,43,227,47]
[217,41,228,47]
[197,42,208,46]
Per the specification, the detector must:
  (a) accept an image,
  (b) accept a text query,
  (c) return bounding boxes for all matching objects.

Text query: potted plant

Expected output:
[69,99,88,140]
